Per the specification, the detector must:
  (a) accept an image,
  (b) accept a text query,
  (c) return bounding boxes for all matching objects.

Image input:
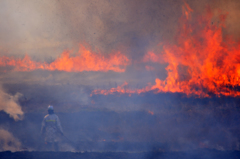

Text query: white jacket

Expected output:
[41,114,63,142]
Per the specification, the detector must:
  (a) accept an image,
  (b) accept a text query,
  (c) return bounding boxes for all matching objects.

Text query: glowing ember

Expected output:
[92,3,240,97]
[148,110,154,115]
[0,45,130,72]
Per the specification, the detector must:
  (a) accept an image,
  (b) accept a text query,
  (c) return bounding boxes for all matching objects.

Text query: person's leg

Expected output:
[45,142,54,151]
[54,142,59,151]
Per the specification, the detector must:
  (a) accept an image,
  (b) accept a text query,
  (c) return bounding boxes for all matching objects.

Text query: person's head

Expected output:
[48,105,54,114]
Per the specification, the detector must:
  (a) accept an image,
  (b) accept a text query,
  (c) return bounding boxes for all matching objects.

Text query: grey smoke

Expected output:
[0,86,23,121]
[0,86,24,152]
[0,129,21,152]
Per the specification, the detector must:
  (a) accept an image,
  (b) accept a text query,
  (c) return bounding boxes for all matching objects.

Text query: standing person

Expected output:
[41,105,63,151]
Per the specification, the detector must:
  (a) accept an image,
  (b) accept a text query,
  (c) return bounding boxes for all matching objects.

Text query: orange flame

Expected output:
[92,3,240,97]
[91,82,138,96]
[91,81,153,96]
[148,110,154,115]
[0,45,130,72]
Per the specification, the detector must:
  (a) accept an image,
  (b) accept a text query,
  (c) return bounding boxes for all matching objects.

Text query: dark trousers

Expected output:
[45,141,59,151]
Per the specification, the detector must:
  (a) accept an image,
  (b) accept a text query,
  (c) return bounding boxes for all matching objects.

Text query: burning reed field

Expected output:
[1,0,240,158]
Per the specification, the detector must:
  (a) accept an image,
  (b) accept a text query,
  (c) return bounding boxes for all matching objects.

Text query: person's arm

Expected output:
[40,118,46,135]
[56,116,64,135]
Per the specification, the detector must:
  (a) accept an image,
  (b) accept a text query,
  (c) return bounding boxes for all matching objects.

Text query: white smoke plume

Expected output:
[0,129,21,152]
[0,86,23,151]
[0,86,23,121]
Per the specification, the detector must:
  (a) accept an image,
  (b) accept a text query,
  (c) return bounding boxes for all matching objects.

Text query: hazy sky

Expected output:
[0,0,239,58]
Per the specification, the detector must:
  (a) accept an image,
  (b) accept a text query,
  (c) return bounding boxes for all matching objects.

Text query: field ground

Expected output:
[1,149,240,159]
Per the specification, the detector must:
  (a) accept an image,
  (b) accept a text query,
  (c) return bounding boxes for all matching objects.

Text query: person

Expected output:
[41,105,63,151]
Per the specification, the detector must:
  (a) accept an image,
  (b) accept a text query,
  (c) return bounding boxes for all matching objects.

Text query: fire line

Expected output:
[0,45,130,72]
[92,3,240,97]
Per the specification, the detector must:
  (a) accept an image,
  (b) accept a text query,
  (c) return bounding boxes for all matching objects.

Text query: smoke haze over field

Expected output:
[1,0,240,152]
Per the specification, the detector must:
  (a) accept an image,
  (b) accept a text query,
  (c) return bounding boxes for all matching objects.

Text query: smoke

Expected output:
[0,129,21,152]
[0,0,239,86]
[0,66,25,152]
[0,86,23,151]
[1,0,240,152]
[0,0,209,58]
[0,86,23,121]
